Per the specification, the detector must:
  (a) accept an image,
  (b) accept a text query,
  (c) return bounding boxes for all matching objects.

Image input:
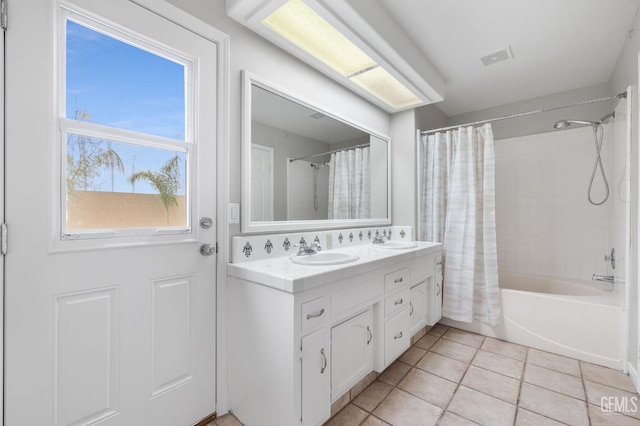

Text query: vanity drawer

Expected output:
[301,296,328,332]
[384,288,410,318]
[384,308,410,366]
[332,277,383,320]
[384,267,410,293]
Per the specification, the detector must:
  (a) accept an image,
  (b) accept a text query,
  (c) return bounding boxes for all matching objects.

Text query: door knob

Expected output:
[200,244,216,256]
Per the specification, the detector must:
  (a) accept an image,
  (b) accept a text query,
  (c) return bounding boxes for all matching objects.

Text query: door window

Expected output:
[60,10,193,238]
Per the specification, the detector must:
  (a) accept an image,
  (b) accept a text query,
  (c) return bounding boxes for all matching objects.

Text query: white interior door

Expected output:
[5,1,217,424]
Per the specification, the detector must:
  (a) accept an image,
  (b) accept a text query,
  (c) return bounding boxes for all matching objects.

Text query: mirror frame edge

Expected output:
[240,70,392,234]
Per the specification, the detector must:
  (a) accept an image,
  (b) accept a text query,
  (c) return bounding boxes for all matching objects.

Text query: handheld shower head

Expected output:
[553,119,599,129]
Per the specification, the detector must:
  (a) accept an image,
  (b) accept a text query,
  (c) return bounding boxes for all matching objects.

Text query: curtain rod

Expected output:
[421,92,627,135]
[289,143,370,163]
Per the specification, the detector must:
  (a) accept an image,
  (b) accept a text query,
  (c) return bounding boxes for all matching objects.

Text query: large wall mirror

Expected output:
[241,71,391,233]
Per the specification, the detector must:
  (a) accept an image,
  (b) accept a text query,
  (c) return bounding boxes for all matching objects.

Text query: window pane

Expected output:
[66,134,188,231]
[66,20,186,140]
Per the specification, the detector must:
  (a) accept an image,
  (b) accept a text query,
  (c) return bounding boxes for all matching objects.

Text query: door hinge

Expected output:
[1,0,7,31]
[216,242,219,254]
[1,223,7,255]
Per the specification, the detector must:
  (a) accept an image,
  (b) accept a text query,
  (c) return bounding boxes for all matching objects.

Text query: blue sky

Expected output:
[66,19,187,194]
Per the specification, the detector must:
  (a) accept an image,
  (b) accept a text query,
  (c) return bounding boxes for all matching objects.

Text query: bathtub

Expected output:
[440,272,624,369]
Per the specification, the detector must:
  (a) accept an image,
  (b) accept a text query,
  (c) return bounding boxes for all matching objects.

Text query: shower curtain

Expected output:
[419,124,501,326]
[328,147,370,219]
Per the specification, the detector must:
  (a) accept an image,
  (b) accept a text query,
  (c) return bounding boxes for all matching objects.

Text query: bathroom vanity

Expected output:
[227,234,442,426]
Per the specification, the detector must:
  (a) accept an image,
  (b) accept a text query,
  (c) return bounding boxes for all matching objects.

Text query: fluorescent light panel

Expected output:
[262,0,423,110]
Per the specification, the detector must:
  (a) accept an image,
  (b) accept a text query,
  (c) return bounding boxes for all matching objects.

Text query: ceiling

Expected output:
[375,0,640,116]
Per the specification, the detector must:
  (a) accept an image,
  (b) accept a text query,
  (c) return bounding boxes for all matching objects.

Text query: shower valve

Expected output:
[605,248,615,270]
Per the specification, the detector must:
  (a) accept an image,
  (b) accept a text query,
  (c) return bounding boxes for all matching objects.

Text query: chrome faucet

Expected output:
[592,274,614,284]
[295,240,321,256]
[372,234,386,244]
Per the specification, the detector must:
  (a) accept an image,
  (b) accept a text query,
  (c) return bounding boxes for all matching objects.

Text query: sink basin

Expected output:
[370,241,418,250]
[290,251,359,266]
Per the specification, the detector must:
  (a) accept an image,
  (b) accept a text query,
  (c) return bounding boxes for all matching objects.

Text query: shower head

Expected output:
[600,111,615,122]
[553,119,599,130]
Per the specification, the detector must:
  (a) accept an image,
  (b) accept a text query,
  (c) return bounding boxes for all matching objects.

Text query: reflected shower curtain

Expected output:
[328,147,370,219]
[419,124,501,326]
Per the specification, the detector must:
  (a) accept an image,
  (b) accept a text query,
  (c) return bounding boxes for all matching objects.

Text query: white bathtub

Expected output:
[441,272,624,369]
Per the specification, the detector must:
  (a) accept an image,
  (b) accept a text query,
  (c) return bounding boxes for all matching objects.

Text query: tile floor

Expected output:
[209,324,640,426]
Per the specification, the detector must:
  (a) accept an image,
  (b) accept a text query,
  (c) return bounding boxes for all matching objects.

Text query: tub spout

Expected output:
[592,274,614,284]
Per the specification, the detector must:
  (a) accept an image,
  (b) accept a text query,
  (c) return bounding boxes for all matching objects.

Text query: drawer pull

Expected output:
[394,298,404,305]
[320,348,327,374]
[306,308,325,320]
[410,301,414,316]
[436,283,441,296]
[394,332,403,340]
[367,326,372,345]
[394,277,403,283]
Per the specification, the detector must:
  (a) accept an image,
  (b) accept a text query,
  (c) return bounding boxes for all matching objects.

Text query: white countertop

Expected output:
[228,241,442,293]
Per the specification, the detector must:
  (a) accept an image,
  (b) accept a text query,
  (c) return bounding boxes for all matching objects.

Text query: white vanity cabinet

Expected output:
[227,242,442,426]
[427,255,444,326]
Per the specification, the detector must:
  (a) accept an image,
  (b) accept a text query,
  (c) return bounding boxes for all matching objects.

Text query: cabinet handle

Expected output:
[394,277,403,283]
[436,283,441,296]
[306,308,325,320]
[394,332,403,340]
[410,301,414,316]
[320,348,327,374]
[366,326,372,345]
[394,298,403,305]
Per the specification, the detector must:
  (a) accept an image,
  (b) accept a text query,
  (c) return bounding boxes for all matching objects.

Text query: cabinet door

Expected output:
[384,308,410,367]
[427,272,443,326]
[331,309,374,401]
[410,280,428,336]
[301,328,330,426]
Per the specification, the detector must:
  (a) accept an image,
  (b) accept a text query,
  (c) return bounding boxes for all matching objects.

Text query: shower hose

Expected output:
[588,123,609,206]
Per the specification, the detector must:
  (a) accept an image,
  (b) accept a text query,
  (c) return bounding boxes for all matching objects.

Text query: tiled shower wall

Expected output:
[494,125,617,281]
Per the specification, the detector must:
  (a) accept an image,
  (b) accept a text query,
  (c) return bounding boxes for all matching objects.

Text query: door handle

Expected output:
[200,244,216,256]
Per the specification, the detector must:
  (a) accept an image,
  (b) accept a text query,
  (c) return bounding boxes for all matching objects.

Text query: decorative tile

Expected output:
[400,229,406,239]
[282,237,291,252]
[338,233,344,244]
[359,231,364,241]
[349,232,354,242]
[368,230,372,240]
[264,239,273,254]
[242,242,253,258]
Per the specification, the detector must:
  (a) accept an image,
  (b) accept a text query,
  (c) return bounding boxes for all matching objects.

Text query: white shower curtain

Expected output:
[328,147,370,219]
[419,124,501,326]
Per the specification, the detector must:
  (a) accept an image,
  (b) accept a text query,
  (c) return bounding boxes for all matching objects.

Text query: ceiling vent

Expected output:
[480,46,513,66]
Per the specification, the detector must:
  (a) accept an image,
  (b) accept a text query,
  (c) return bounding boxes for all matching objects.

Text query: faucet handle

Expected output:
[311,240,322,252]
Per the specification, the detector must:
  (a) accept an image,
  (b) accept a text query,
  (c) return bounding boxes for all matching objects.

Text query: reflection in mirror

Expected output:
[250,84,389,224]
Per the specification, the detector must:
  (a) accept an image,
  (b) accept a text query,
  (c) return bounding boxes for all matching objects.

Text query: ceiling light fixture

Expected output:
[227,0,445,113]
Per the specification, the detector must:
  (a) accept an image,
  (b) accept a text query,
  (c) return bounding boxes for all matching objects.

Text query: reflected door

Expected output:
[5,1,217,425]
[251,144,274,221]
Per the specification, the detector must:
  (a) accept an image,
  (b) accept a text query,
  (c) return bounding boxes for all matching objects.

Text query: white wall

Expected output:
[166,0,391,238]
[286,160,329,220]
[390,109,417,233]
[445,83,615,140]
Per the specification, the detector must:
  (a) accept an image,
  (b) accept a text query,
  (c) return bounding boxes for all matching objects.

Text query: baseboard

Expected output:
[195,412,216,426]
[628,362,639,392]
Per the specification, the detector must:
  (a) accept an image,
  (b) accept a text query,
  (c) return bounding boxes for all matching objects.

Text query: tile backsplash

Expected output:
[231,225,413,263]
